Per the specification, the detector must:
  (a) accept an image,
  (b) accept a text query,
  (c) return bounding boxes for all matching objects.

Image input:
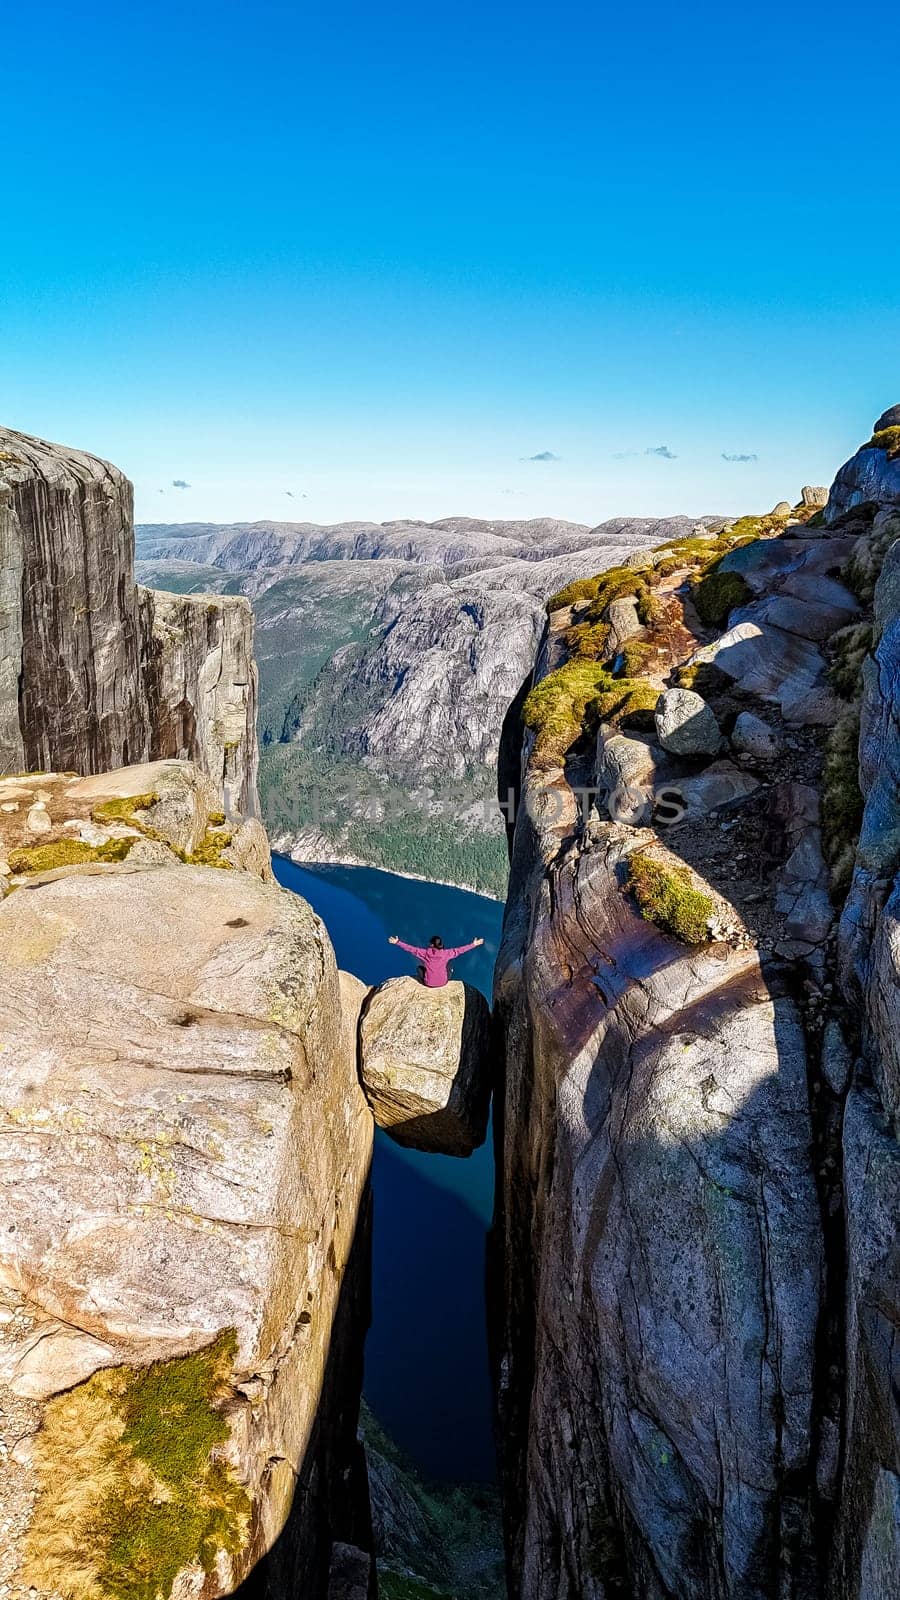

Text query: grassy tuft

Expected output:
[628,854,714,944]
[691,569,751,628]
[843,511,900,605]
[8,838,135,875]
[828,622,873,700]
[864,426,900,459]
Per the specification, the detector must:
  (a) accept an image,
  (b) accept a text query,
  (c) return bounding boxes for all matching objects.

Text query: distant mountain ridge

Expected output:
[136,512,725,892]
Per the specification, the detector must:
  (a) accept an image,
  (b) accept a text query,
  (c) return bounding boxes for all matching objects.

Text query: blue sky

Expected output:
[2,0,898,524]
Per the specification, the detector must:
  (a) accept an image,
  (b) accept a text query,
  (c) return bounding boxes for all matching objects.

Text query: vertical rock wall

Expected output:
[831,536,900,1598]
[492,427,900,1600]
[0,426,258,812]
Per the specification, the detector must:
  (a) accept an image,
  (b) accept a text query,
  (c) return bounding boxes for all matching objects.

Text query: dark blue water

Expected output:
[271,856,504,1483]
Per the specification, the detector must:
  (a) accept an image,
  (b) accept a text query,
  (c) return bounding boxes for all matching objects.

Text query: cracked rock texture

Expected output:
[0,859,374,1598]
[0,427,257,814]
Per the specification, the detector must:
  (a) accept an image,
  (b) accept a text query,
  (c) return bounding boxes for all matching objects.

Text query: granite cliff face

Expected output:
[491,429,900,1599]
[0,429,377,1597]
[0,795,374,1599]
[0,428,258,813]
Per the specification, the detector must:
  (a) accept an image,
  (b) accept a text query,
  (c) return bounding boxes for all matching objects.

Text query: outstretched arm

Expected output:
[444,938,485,958]
[389,936,429,959]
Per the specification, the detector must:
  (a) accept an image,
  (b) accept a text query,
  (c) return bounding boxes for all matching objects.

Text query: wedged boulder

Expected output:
[327,1542,374,1599]
[595,730,669,825]
[0,864,373,1597]
[358,976,492,1156]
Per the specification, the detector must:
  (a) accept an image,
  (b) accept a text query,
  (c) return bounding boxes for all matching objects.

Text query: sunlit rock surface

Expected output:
[358,975,492,1156]
[0,864,373,1598]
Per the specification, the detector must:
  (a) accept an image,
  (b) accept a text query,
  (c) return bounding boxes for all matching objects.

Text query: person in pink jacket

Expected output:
[388,932,484,987]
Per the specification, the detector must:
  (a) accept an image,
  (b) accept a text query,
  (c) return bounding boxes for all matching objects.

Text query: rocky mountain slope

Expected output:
[137,514,723,893]
[489,419,899,1598]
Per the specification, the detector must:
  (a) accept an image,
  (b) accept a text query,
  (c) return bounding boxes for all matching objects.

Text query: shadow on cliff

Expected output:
[493,807,842,1600]
[229,1184,375,1600]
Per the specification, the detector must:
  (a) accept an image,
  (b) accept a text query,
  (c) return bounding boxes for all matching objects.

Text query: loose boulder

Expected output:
[358,976,492,1156]
[654,687,721,756]
[731,711,783,761]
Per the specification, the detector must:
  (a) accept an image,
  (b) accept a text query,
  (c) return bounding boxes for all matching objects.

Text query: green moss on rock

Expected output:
[523,661,613,767]
[90,794,158,826]
[564,619,612,661]
[691,569,751,628]
[628,854,714,944]
[8,837,135,875]
[24,1331,250,1600]
[864,425,900,459]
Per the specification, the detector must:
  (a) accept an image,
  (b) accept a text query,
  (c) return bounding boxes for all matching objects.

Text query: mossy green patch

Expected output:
[90,794,158,826]
[188,827,235,868]
[24,1330,250,1600]
[8,837,135,875]
[616,638,653,678]
[522,660,614,767]
[548,564,653,622]
[564,618,612,661]
[590,678,660,730]
[864,425,900,459]
[523,659,661,763]
[691,569,751,628]
[628,854,713,944]
[822,710,864,900]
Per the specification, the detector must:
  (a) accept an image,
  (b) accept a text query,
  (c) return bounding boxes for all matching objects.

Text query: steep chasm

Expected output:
[491,423,900,1599]
[0,427,257,813]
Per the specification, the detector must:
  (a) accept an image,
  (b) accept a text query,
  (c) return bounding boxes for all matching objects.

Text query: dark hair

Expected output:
[429,935,443,949]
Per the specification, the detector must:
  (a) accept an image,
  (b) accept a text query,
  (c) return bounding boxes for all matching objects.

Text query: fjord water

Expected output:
[272,856,504,1482]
